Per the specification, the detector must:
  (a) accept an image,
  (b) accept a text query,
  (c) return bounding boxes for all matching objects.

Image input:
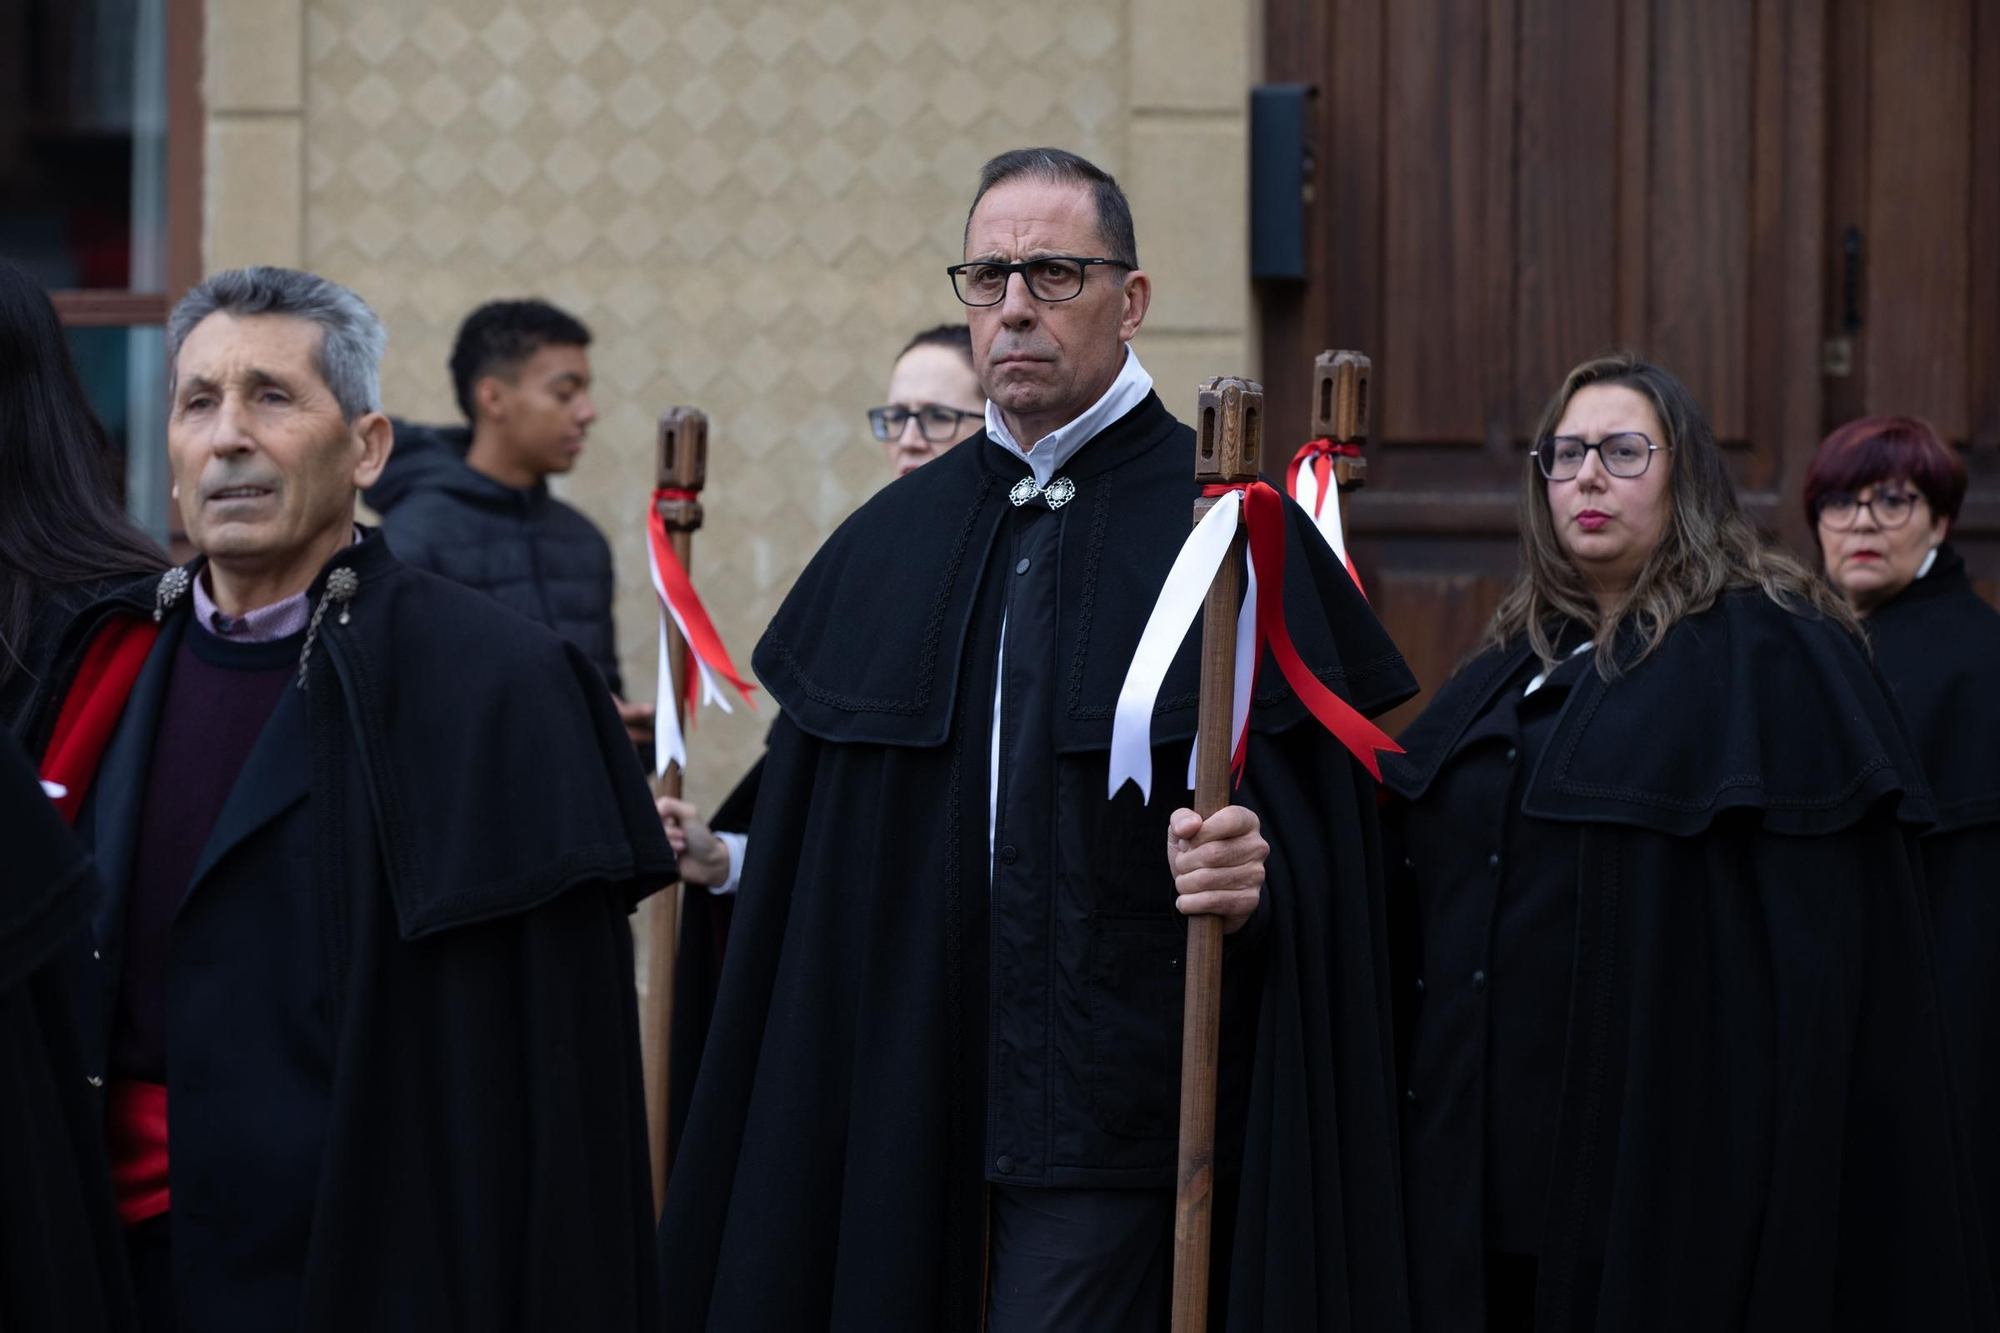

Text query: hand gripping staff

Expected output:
[643,407,754,1214]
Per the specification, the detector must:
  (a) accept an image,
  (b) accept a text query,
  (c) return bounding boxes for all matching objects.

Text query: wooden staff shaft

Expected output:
[1172,377,1265,1332]
[644,407,708,1216]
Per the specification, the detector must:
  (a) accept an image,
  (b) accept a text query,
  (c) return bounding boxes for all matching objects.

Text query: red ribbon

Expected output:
[41,615,159,825]
[648,490,756,717]
[1200,481,1401,780]
[1285,437,1361,519]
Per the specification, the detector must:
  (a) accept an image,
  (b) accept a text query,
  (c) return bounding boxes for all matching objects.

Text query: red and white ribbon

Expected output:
[1108,481,1401,802]
[1286,438,1365,598]
[649,489,755,777]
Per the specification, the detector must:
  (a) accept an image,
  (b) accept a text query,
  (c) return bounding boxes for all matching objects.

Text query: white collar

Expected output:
[984,346,1153,489]
[1916,547,1939,580]
[1524,639,1594,696]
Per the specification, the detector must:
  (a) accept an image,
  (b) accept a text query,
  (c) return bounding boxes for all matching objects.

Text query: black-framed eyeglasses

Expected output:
[869,404,984,443]
[1533,432,1667,481]
[1815,487,1924,531]
[946,256,1131,306]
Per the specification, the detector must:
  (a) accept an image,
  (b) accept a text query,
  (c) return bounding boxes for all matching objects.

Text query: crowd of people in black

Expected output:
[2,144,1996,1332]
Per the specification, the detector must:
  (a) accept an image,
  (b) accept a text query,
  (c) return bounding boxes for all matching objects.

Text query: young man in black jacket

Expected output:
[367,299,652,745]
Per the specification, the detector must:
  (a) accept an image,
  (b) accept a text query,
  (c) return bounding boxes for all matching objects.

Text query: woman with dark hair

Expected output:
[1383,352,1991,1330]
[0,259,166,731]
[1806,416,2000,1288]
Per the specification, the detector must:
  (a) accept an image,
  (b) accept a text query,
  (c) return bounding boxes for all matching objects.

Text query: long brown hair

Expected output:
[1485,350,1855,676]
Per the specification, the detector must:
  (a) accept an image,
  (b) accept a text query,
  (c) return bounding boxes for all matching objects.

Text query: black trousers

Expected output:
[986,1185,1174,1333]
[126,1214,175,1333]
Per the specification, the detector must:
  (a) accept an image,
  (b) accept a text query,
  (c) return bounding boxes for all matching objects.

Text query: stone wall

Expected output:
[205,0,1255,808]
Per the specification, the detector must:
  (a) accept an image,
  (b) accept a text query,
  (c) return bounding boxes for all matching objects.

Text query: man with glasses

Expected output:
[661,148,1416,1332]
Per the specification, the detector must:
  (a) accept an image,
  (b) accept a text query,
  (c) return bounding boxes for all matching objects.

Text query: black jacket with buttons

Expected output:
[366,421,625,697]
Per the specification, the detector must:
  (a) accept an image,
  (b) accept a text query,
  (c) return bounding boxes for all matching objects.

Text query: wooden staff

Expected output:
[1312,349,1371,545]
[644,406,707,1215]
[1171,376,1264,1331]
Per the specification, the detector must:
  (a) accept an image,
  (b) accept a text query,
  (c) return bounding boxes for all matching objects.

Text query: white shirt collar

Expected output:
[984,346,1153,489]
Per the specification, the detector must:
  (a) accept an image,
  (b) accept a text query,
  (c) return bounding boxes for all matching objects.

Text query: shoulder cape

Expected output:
[1385,589,1931,836]
[754,391,1413,753]
[26,530,675,938]
[1865,545,2000,833]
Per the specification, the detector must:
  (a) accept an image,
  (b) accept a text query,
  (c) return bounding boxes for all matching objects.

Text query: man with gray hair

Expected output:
[21,266,675,1331]
[661,150,1415,1330]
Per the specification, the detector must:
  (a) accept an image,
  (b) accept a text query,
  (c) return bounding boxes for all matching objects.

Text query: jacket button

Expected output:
[996,1155,1015,1174]
[1487,852,1501,869]
[1415,977,1425,993]
[1506,747,1519,763]
[93,950,102,961]
[1403,855,1415,869]
[1472,969,1488,993]
[1404,1088,1418,1107]
[1015,557,1031,575]
[999,845,1018,864]
[87,1076,104,1088]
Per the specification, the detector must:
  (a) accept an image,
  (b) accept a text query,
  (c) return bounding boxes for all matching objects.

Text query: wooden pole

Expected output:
[1311,349,1371,543]
[1171,376,1265,1332]
[644,406,707,1216]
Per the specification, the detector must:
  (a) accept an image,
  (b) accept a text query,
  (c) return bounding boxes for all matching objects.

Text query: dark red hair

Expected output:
[1803,415,1966,531]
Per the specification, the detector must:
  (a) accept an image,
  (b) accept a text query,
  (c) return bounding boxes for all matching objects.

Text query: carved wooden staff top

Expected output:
[1312,348,1370,502]
[1173,375,1264,1333]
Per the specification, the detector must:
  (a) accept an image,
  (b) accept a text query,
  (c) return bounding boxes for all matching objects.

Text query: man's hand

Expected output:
[614,695,656,749]
[657,796,732,888]
[1167,806,1268,935]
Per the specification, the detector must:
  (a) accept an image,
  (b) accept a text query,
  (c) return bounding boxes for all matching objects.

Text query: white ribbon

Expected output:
[40,780,66,800]
[1291,456,1352,569]
[1111,490,1250,802]
[649,539,734,779]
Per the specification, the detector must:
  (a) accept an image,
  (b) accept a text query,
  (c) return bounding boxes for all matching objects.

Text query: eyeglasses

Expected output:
[869,404,984,443]
[945,256,1131,307]
[1533,432,1667,481]
[1815,488,1924,531]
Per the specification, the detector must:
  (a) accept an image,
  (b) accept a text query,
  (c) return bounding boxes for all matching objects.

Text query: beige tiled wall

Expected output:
[205,0,1257,809]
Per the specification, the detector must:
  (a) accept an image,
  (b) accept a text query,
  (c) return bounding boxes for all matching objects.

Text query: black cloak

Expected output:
[659,394,1418,1330]
[1865,544,2000,1288]
[1384,591,1995,1331]
[0,732,135,1332]
[19,532,676,1331]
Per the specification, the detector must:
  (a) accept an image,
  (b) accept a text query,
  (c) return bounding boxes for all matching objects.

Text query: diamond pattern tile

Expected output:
[304,0,1132,805]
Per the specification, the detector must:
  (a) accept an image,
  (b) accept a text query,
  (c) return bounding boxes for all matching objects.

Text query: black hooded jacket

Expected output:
[366,421,625,696]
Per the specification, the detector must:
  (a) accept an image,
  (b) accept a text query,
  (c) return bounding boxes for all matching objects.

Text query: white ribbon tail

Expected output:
[1187,548,1258,790]
[1109,490,1242,802]
[649,542,689,778]
[40,779,67,800]
[1294,461,1353,568]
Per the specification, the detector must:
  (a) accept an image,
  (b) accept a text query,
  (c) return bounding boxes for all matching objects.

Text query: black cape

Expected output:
[20,532,677,1331]
[0,732,135,1332]
[660,393,1419,1330]
[1384,591,1995,1331]
[1866,544,2000,1289]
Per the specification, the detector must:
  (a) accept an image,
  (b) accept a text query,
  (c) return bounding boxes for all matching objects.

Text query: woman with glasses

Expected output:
[1806,416,2000,1290]
[1381,352,1989,1331]
[868,324,987,477]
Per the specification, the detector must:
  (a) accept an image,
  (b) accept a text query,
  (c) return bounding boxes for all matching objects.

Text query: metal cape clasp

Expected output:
[1008,475,1077,510]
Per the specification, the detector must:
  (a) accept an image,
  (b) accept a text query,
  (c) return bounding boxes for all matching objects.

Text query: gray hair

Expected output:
[167,266,387,421]
[964,147,1139,270]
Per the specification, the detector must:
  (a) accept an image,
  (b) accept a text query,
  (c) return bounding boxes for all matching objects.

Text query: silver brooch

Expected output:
[1007,475,1077,510]
[326,566,360,625]
[154,567,191,622]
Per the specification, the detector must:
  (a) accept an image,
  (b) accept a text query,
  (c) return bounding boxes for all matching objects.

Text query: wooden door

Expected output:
[1262,0,2000,727]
